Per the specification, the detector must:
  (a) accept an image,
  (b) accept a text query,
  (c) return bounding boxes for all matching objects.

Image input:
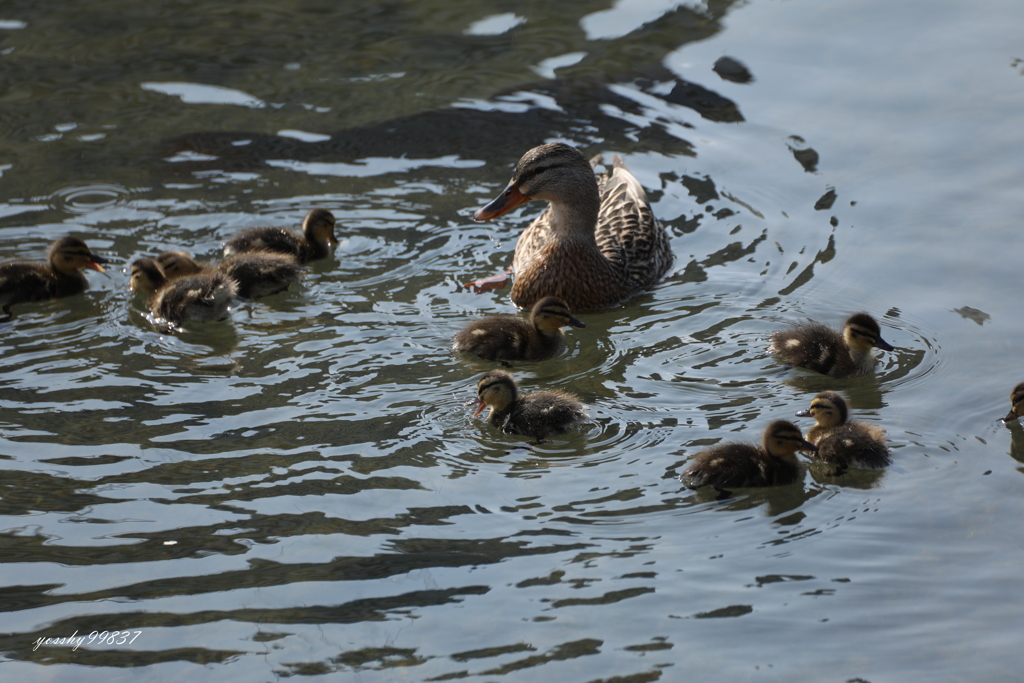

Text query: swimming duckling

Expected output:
[769,312,894,378]
[681,420,815,491]
[156,250,305,299]
[0,236,107,319]
[1002,382,1024,422]
[222,208,337,263]
[471,142,673,311]
[452,296,586,362]
[471,369,587,441]
[130,258,237,324]
[795,391,890,470]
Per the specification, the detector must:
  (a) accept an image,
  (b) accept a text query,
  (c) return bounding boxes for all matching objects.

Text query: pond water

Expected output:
[2,0,1023,681]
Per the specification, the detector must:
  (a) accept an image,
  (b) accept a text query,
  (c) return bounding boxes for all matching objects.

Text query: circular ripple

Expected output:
[50,183,132,214]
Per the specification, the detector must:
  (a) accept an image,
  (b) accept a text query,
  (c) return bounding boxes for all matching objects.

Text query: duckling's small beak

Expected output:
[474,182,530,221]
[1003,409,1019,423]
[567,314,586,328]
[471,398,488,418]
[795,409,812,418]
[86,256,107,273]
[874,336,894,351]
[799,439,818,452]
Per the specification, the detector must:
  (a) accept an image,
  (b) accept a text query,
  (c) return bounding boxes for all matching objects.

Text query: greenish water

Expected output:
[1,0,1024,681]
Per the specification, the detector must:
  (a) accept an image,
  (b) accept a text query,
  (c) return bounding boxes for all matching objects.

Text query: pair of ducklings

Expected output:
[681,391,891,492]
[130,208,337,324]
[454,297,589,440]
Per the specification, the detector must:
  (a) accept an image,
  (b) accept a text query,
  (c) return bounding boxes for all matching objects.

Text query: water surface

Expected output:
[2,0,1024,681]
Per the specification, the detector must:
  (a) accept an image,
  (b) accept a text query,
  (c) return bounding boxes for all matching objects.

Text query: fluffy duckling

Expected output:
[471,369,587,441]
[156,250,305,299]
[681,420,815,491]
[0,236,107,319]
[769,312,894,378]
[796,391,890,470]
[222,208,337,263]
[1002,382,1024,422]
[130,258,237,324]
[472,142,673,311]
[452,296,586,362]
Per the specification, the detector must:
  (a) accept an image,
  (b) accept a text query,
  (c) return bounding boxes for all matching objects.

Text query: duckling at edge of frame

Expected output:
[681,420,816,492]
[0,236,108,320]
[471,369,587,442]
[795,390,891,470]
[452,296,586,362]
[1002,381,1024,422]
[769,312,894,378]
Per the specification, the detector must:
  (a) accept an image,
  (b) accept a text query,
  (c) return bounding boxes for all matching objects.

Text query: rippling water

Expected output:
[2,0,1024,681]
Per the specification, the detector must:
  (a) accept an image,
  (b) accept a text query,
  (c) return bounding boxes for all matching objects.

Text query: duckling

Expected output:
[769,312,894,378]
[222,208,337,263]
[471,142,673,312]
[471,369,587,441]
[795,391,890,470]
[681,420,815,491]
[452,296,586,362]
[1002,382,1024,422]
[156,250,305,299]
[130,258,237,324]
[0,236,107,319]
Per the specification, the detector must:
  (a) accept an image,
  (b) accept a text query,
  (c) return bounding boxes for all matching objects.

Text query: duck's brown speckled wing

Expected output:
[594,155,673,291]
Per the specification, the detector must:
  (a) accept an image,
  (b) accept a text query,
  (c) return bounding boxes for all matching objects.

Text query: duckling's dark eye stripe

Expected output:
[850,326,878,342]
[478,379,504,395]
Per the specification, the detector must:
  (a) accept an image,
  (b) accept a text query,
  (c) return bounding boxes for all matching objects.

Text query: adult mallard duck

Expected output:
[471,369,587,441]
[0,236,107,320]
[796,391,890,470]
[452,296,585,362]
[156,250,305,299]
[769,312,894,378]
[681,420,815,491]
[223,208,337,263]
[1002,382,1024,422]
[472,142,673,311]
[130,258,236,324]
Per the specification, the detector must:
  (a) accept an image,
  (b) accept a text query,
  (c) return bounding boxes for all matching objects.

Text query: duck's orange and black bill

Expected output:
[474,182,530,221]
[471,399,488,418]
[87,254,108,273]
[874,335,894,351]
